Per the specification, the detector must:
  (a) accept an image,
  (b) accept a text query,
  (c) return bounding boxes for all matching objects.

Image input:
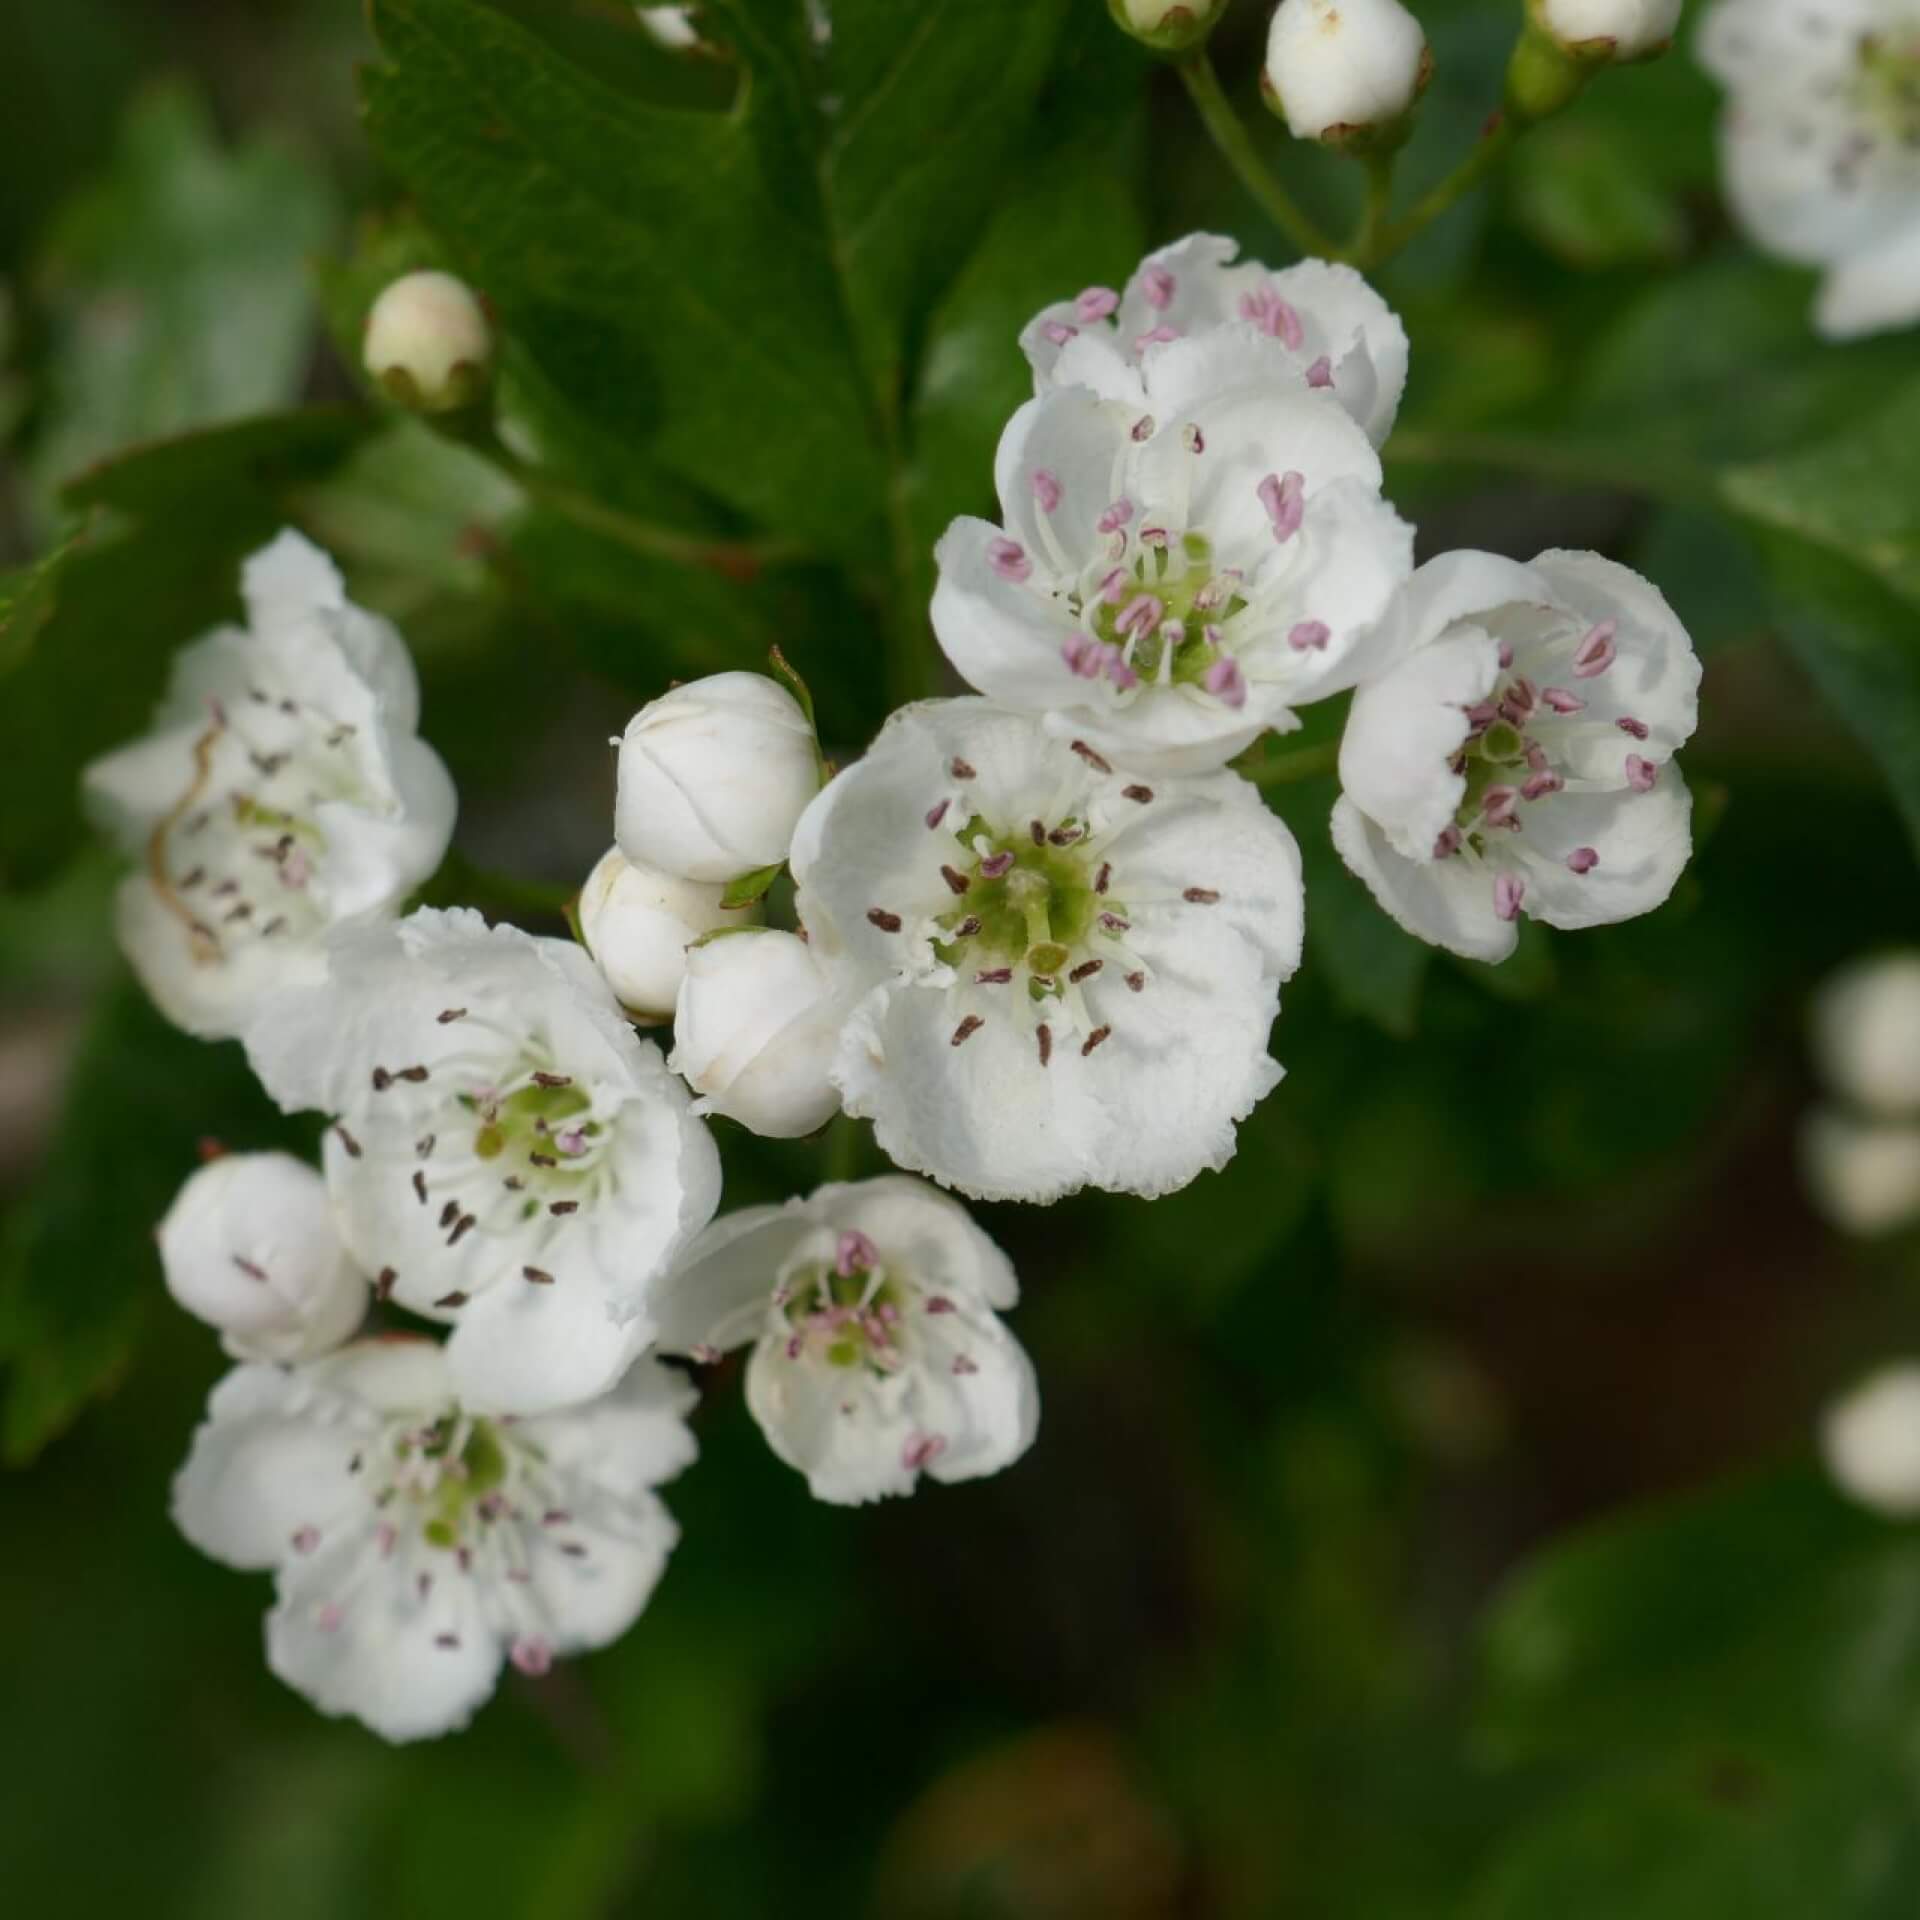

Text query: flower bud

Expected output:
[362,270,494,413]
[1263,0,1431,148]
[1812,951,1920,1120]
[615,671,821,884]
[1801,1109,1920,1238]
[158,1153,368,1363]
[1107,0,1229,54]
[636,5,701,48]
[577,845,751,1020]
[1823,1364,1920,1516]
[669,930,842,1138]
[1531,0,1680,63]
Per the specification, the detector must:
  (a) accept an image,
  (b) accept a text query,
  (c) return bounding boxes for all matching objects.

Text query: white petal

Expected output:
[519,1356,699,1499]
[1815,216,1920,341]
[171,1364,369,1571]
[1134,323,1311,420]
[442,1276,658,1418]
[931,516,1094,711]
[1338,628,1499,859]
[992,388,1134,564]
[1268,257,1410,446]
[1330,795,1519,963]
[821,1174,1020,1310]
[1115,232,1245,342]
[651,1203,812,1354]
[311,735,458,921]
[745,1343,917,1504]
[1512,779,1694,930]
[516,1490,680,1650]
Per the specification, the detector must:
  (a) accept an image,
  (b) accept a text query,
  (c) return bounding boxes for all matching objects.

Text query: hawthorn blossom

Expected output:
[158,1151,368,1364]
[790,699,1304,1203]
[1539,0,1682,60]
[577,845,750,1021]
[82,532,456,1040]
[243,908,721,1416]
[1332,550,1700,965]
[1699,0,1920,338]
[933,334,1412,774]
[1021,233,1409,449]
[363,270,494,413]
[172,1337,695,1741]
[654,1177,1038,1505]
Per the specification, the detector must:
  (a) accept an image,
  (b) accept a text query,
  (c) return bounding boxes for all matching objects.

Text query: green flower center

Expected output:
[783,1262,906,1373]
[1085,532,1245,685]
[401,1414,512,1548]
[463,1079,599,1181]
[1859,32,1920,145]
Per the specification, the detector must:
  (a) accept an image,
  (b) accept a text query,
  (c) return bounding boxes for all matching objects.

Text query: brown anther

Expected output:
[1048,825,1084,846]
[549,1200,579,1215]
[950,758,976,779]
[1070,740,1113,772]
[437,1007,467,1024]
[438,1201,460,1228]
[376,1267,397,1301]
[1081,1026,1112,1056]
[1036,1023,1053,1067]
[413,1170,429,1205]
[1068,959,1103,982]
[532,1072,571,1089]
[416,1134,436,1159]
[951,1015,985,1047]
[434,1290,470,1309]
[335,1124,362,1159]
[371,1067,393,1092]
[447,1214,477,1247]
[940,865,971,895]
[232,1255,268,1282]
[952,916,982,938]
[529,1152,558,1169]
[974,968,1013,984]
[1029,820,1046,845]
[925,799,950,829]
[1182,887,1220,904]
[178,867,205,890]
[222,903,253,924]
[867,908,903,932]
[523,1266,555,1285]
[395,1065,429,1084]
[1125,970,1146,992]
[1095,863,1112,894]
[1122,784,1154,803]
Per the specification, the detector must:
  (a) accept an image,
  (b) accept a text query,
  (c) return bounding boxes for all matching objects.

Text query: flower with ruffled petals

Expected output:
[934,333,1411,774]
[83,531,456,1040]
[655,1177,1037,1505]
[1021,233,1409,449]
[1332,550,1700,964]
[172,1338,694,1741]
[790,699,1304,1202]
[242,907,721,1415]
[1699,0,1920,339]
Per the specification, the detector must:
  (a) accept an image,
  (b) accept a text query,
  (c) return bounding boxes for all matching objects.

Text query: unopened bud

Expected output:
[578,846,750,1020]
[1812,951,1920,1120]
[670,930,842,1138]
[158,1153,368,1363]
[1824,1364,1920,1516]
[1107,0,1229,54]
[1531,0,1680,63]
[1262,0,1432,148]
[362,270,494,413]
[615,671,821,884]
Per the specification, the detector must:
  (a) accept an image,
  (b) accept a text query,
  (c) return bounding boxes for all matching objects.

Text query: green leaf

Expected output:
[721,863,786,910]
[1745,529,1920,856]
[1721,378,1920,612]
[1467,1467,1920,1919]
[1509,120,1688,271]
[0,530,82,677]
[0,976,313,1463]
[21,80,337,534]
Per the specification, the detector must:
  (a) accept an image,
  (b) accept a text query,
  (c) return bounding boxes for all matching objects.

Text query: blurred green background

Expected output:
[4,1,1920,1913]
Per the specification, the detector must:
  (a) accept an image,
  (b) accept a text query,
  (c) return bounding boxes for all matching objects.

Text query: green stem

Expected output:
[1384,429,1716,509]
[1250,741,1340,787]
[1176,50,1339,260]
[1362,113,1518,265]
[1350,150,1397,264]
[824,1112,866,1184]
[476,436,802,578]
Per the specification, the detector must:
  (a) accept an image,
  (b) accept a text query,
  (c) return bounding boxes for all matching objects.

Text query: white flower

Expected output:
[1801,1108,1920,1235]
[669,929,843,1138]
[1263,0,1431,145]
[1823,1362,1920,1515]
[362,271,494,413]
[1021,233,1409,451]
[790,698,1304,1203]
[635,4,700,49]
[933,336,1412,775]
[654,1176,1038,1505]
[577,845,751,1021]
[614,671,820,883]
[1811,951,1920,1119]
[1538,0,1682,60]
[242,907,722,1416]
[172,1337,695,1741]
[158,1151,368,1364]
[82,532,457,1041]
[1698,0,1920,339]
[1332,550,1700,965]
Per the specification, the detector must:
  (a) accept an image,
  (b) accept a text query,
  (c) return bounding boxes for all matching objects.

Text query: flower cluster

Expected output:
[91,235,1705,1742]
